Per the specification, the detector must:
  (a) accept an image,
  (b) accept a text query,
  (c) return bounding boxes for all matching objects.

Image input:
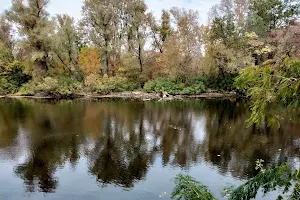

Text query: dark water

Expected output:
[0,99,299,200]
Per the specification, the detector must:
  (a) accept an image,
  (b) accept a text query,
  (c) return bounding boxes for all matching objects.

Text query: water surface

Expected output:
[0,99,299,200]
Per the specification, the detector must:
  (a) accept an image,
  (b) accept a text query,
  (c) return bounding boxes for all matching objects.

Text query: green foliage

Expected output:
[144,78,184,94]
[0,77,15,94]
[229,164,300,200]
[173,163,300,200]
[202,74,237,92]
[0,42,13,68]
[7,0,54,74]
[210,14,239,48]
[247,0,300,35]
[143,78,206,95]
[18,76,82,96]
[0,61,31,94]
[171,174,217,200]
[52,14,79,72]
[89,76,140,94]
[235,58,300,126]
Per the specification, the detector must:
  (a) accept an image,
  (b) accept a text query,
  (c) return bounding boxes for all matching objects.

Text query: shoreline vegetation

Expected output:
[0,91,238,100]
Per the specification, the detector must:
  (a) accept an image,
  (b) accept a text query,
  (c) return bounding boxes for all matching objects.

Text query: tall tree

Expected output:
[52,14,79,72]
[82,0,119,75]
[247,0,300,36]
[6,0,53,76]
[126,0,147,72]
[159,8,203,80]
[0,15,14,68]
[208,0,250,29]
[148,10,172,53]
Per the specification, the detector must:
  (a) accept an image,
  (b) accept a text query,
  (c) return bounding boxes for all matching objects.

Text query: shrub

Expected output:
[0,61,31,94]
[0,77,16,94]
[84,74,99,87]
[184,78,207,94]
[56,76,83,95]
[91,76,140,94]
[35,77,59,92]
[17,82,36,95]
[143,78,206,95]
[18,76,83,96]
[199,74,237,91]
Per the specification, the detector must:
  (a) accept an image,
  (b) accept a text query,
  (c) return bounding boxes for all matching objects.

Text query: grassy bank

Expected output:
[0,72,238,99]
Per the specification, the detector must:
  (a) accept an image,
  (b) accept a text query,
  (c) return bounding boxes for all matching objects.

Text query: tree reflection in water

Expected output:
[0,99,299,193]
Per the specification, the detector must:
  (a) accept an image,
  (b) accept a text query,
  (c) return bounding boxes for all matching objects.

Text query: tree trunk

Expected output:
[138,42,143,72]
[103,39,109,75]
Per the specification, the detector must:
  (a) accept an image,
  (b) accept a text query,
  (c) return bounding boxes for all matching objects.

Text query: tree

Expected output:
[52,14,79,73]
[148,10,172,54]
[0,15,14,69]
[159,8,203,80]
[235,21,300,127]
[247,0,300,36]
[205,2,253,77]
[208,0,250,29]
[82,0,120,75]
[6,0,54,76]
[126,0,147,72]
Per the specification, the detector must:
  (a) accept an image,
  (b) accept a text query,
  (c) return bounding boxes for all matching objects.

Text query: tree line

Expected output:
[0,0,299,107]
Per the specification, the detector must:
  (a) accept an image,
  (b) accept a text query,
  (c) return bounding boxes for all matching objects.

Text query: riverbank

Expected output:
[1,92,238,100]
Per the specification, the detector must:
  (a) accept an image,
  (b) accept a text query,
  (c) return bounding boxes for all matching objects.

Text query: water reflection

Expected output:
[0,99,299,195]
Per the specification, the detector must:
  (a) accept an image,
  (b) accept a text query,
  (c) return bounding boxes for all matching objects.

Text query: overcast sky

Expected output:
[0,0,220,24]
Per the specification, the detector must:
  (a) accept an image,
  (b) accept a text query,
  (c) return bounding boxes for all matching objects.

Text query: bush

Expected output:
[198,74,237,91]
[18,76,83,96]
[89,75,140,94]
[0,61,31,94]
[35,77,59,92]
[17,82,36,95]
[56,76,83,95]
[144,77,206,95]
[0,77,16,94]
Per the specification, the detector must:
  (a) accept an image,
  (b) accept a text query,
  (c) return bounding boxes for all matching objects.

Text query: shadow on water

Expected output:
[0,98,299,195]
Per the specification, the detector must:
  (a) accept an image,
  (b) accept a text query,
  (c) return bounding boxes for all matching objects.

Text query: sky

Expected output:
[0,0,220,24]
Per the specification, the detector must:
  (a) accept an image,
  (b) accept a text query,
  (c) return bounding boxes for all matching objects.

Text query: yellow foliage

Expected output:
[78,47,101,75]
[84,74,100,86]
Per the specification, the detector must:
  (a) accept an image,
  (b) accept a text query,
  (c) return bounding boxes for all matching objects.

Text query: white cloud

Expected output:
[0,0,220,24]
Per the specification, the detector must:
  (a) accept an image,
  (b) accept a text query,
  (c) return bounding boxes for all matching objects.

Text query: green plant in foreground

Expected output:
[172,164,300,200]
[234,58,300,127]
[229,164,300,200]
[171,174,217,200]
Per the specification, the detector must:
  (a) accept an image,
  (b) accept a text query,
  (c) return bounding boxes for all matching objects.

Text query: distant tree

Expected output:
[148,10,172,53]
[6,0,54,76]
[0,15,14,69]
[163,8,203,80]
[82,0,120,75]
[126,0,147,72]
[247,0,300,36]
[52,14,79,72]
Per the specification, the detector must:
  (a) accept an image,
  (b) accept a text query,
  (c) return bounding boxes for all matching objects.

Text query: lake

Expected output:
[0,98,299,200]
